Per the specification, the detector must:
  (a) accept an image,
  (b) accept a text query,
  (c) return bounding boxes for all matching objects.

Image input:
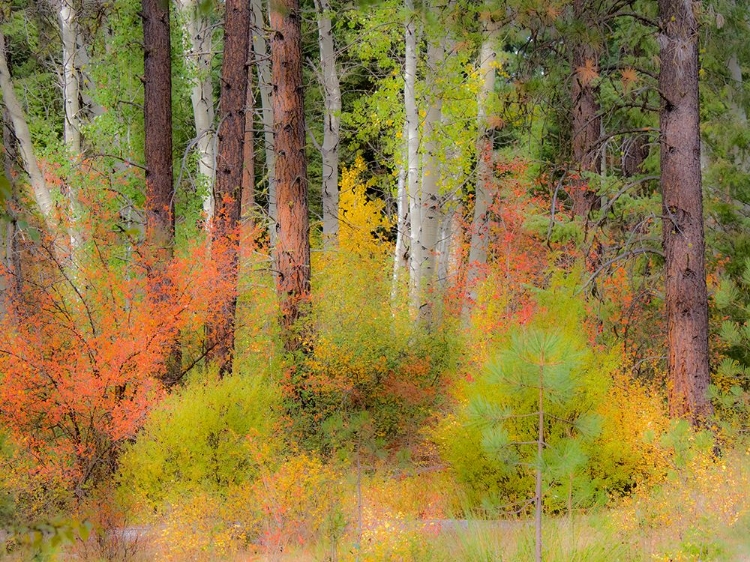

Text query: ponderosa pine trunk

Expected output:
[143,0,175,249]
[205,0,250,376]
[314,0,341,247]
[570,0,601,218]
[142,0,179,380]
[658,0,712,423]
[271,0,310,352]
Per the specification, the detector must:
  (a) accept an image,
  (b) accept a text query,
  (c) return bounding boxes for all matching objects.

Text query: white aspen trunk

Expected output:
[417,37,444,321]
[314,0,341,247]
[463,16,499,322]
[0,31,56,230]
[76,30,104,119]
[404,0,420,312]
[176,0,216,222]
[60,0,81,155]
[252,0,277,242]
[392,123,409,301]
[58,0,85,252]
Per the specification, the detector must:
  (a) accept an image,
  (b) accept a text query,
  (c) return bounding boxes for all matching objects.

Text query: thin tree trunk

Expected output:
[60,0,81,155]
[176,0,216,222]
[206,0,250,376]
[417,36,444,322]
[314,0,341,247]
[251,0,277,243]
[570,0,601,218]
[404,0,420,313]
[392,124,408,301]
[658,0,712,423]
[271,0,310,352]
[535,363,544,562]
[0,31,56,231]
[463,15,498,321]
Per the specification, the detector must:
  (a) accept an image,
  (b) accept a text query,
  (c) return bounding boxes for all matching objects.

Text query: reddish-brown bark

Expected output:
[142,0,174,250]
[270,0,310,352]
[570,0,601,218]
[658,0,712,423]
[206,0,251,375]
[142,0,180,381]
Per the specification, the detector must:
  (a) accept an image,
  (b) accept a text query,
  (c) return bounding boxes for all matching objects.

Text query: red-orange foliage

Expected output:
[0,163,237,497]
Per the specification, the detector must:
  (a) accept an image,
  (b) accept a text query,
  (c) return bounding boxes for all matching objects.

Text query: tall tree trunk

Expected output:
[60,0,81,155]
[658,0,712,423]
[142,0,180,380]
[314,0,341,247]
[570,0,601,218]
[392,123,409,300]
[417,36,444,322]
[143,0,175,249]
[0,31,56,232]
[463,14,498,321]
[206,0,250,375]
[176,0,216,222]
[271,0,310,352]
[404,0,420,313]
[251,0,277,243]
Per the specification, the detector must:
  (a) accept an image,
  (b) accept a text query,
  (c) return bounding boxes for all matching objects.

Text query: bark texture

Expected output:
[0,31,55,231]
[271,0,310,352]
[404,0,420,311]
[252,0,277,242]
[314,0,341,247]
[142,0,175,250]
[142,0,179,381]
[658,0,712,422]
[206,0,251,375]
[177,0,216,222]
[60,0,81,155]
[570,0,601,218]
[417,36,444,322]
[463,14,498,321]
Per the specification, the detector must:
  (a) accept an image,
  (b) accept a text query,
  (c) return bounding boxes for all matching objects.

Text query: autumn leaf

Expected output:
[620,67,639,94]
[576,59,599,87]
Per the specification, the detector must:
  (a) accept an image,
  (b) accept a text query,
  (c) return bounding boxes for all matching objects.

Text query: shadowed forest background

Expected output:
[0,0,749,560]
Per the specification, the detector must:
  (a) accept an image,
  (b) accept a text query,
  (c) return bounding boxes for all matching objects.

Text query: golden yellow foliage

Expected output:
[338,156,393,258]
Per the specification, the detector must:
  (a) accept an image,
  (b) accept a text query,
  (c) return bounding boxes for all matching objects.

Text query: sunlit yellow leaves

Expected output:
[338,155,394,258]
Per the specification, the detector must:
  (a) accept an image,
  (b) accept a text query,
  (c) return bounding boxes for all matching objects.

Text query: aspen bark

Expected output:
[417,36,444,321]
[658,0,712,423]
[60,0,81,155]
[176,0,216,222]
[271,0,310,351]
[464,15,498,320]
[251,0,277,242]
[404,0,420,311]
[0,31,56,231]
[314,0,341,247]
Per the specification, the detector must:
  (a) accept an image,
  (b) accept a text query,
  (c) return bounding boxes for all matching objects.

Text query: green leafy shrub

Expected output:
[117,371,278,512]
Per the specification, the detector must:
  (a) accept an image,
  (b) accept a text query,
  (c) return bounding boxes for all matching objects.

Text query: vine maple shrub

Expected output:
[0,216,238,499]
